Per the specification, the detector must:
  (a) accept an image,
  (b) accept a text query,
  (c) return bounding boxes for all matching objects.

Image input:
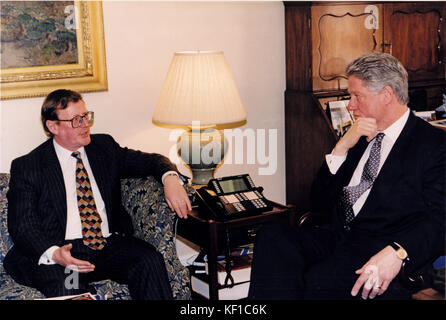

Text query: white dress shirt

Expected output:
[38,141,110,264]
[39,140,180,265]
[325,109,410,216]
[54,141,111,240]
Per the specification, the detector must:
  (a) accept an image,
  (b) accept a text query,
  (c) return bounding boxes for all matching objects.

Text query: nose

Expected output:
[347,98,357,111]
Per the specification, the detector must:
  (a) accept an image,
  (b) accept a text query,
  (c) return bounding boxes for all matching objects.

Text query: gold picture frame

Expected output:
[0,1,108,100]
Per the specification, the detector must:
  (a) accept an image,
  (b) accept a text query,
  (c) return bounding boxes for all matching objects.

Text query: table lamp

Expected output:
[153,51,247,185]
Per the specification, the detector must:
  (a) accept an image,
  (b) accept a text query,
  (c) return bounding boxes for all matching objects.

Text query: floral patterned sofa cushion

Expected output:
[0,173,191,300]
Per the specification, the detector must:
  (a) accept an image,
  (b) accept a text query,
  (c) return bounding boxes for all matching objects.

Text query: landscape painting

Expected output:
[0,1,108,100]
[1,1,78,69]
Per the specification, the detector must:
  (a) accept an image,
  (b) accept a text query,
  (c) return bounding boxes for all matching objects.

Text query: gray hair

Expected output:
[346,52,409,105]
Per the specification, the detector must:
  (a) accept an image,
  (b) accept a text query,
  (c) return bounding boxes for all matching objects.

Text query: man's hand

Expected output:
[351,246,403,299]
[332,117,378,156]
[52,243,95,273]
[164,174,191,219]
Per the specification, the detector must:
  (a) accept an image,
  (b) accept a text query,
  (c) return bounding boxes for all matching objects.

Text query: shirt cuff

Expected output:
[161,171,183,185]
[38,246,59,265]
[325,153,347,174]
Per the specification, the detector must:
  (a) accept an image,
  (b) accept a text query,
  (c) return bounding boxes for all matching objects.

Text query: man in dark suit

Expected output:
[4,89,192,299]
[248,53,446,300]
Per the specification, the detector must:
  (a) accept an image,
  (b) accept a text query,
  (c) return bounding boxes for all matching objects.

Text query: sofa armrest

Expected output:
[0,173,12,272]
[120,177,194,300]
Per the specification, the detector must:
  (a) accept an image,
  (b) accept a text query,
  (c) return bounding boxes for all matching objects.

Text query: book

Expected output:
[191,275,250,300]
[175,236,202,266]
[327,100,353,136]
[214,244,253,260]
[200,245,254,262]
[429,119,446,129]
[414,110,436,122]
[205,253,252,285]
[187,244,254,266]
[36,292,106,300]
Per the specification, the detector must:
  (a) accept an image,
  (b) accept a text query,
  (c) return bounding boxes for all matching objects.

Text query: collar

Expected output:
[53,139,86,163]
[380,108,410,144]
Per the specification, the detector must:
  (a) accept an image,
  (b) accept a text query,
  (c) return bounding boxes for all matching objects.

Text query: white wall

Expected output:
[0,1,286,203]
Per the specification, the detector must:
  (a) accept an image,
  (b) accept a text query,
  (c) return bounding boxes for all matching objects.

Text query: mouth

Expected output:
[79,130,90,138]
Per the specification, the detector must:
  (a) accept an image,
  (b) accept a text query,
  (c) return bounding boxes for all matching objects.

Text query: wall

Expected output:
[0,1,286,203]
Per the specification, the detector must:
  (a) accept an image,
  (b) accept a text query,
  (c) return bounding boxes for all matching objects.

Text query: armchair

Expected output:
[0,173,193,300]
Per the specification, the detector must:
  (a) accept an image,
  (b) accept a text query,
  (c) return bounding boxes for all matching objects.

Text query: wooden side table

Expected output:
[177,201,296,300]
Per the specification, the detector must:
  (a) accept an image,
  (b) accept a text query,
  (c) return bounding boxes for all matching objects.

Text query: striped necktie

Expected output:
[71,151,106,250]
[340,133,385,227]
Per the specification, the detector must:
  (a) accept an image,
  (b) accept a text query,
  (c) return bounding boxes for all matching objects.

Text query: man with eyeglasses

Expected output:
[4,89,191,299]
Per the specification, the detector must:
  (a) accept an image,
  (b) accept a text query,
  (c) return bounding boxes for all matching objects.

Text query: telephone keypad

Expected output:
[233,202,245,212]
[212,181,222,194]
[254,199,267,208]
[246,176,255,188]
[227,192,269,211]
[254,190,262,198]
[219,196,228,205]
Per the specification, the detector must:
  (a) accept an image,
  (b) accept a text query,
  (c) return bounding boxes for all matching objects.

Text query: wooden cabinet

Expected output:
[383,2,445,84]
[310,3,384,91]
[284,1,446,213]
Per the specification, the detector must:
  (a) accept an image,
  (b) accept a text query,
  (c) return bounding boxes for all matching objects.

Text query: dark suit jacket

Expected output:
[5,134,177,269]
[311,112,446,274]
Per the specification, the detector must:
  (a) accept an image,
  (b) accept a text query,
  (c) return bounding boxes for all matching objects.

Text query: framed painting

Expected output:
[0,1,108,100]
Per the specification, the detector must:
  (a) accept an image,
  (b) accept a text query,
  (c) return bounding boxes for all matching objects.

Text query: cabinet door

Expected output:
[383,2,446,83]
[311,3,383,91]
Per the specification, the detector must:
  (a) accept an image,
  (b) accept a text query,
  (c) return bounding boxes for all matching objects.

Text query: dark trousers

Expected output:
[247,224,412,300]
[26,235,173,300]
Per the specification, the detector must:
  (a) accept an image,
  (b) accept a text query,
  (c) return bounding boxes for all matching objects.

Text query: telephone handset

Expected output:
[194,174,272,221]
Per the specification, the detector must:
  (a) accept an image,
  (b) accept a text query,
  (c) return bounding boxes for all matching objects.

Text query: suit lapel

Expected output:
[41,140,67,229]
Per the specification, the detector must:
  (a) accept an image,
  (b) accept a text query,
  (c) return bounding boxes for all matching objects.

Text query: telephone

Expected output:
[194,174,272,221]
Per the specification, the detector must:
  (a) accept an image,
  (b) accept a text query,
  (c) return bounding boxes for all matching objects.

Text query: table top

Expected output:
[177,201,296,250]
[186,200,293,223]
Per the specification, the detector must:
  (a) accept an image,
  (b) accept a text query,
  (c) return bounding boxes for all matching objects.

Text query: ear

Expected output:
[380,86,394,105]
[46,119,58,136]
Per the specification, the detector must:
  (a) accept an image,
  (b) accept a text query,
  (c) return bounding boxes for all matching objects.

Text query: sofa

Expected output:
[0,173,192,300]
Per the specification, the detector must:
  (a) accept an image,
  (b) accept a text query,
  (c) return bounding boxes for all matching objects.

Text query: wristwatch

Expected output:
[390,242,408,261]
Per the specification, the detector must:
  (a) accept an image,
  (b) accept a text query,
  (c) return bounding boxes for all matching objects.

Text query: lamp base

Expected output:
[177,126,228,185]
[188,168,217,186]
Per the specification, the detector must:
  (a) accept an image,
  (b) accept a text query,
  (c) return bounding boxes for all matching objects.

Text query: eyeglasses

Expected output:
[57,111,94,128]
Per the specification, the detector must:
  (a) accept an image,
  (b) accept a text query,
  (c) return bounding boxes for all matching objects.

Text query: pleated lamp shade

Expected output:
[153,51,247,127]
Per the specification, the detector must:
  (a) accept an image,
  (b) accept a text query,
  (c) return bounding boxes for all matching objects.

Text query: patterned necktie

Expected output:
[340,133,385,226]
[71,151,106,250]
